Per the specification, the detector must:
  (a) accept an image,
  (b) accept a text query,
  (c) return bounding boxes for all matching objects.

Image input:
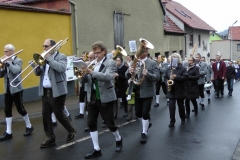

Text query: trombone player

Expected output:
[32,39,76,148]
[0,44,34,141]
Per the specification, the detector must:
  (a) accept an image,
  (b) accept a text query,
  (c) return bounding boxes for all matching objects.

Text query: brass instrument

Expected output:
[158,55,165,66]
[0,49,23,68]
[73,58,98,79]
[10,38,69,87]
[130,38,154,86]
[112,45,127,60]
[167,68,174,93]
[83,52,89,62]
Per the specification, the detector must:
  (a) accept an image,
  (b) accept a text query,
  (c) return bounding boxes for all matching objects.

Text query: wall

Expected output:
[232,40,240,61]
[210,40,230,61]
[0,8,74,107]
[209,33,222,43]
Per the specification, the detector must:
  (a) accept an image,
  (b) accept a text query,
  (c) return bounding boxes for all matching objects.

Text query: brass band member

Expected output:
[164,53,188,127]
[126,48,159,143]
[33,39,76,148]
[0,44,34,141]
[83,41,122,159]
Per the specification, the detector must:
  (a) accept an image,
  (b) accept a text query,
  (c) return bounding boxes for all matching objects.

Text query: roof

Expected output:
[228,26,240,40]
[0,0,39,4]
[0,2,70,14]
[163,0,216,31]
[164,16,185,34]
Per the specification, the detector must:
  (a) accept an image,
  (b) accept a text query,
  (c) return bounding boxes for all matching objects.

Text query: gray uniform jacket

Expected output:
[84,57,117,103]
[34,52,68,98]
[197,61,207,85]
[205,64,213,82]
[159,61,168,82]
[125,59,159,98]
[0,57,23,94]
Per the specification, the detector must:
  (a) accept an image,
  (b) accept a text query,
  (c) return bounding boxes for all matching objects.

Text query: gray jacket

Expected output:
[34,52,68,98]
[197,61,207,85]
[205,64,213,82]
[84,57,117,103]
[0,57,23,94]
[159,61,168,82]
[126,59,159,98]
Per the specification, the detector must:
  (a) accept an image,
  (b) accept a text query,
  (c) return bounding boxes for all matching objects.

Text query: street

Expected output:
[0,82,240,160]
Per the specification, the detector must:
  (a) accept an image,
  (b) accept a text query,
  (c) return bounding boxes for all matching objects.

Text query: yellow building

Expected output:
[0,3,74,107]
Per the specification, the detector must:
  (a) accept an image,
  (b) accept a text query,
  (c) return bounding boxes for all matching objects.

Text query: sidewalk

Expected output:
[0,95,79,123]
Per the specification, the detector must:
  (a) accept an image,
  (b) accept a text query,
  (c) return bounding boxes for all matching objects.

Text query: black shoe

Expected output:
[84,127,89,132]
[168,122,175,127]
[75,113,84,119]
[148,122,152,130]
[40,135,56,148]
[208,99,211,104]
[127,118,132,122]
[66,131,76,143]
[185,114,189,118]
[140,133,147,143]
[102,123,107,128]
[192,109,195,112]
[52,122,57,127]
[85,149,102,159]
[0,132,12,141]
[23,126,34,136]
[115,138,122,152]
[68,114,72,121]
[201,104,205,110]
[123,113,128,117]
[154,103,159,107]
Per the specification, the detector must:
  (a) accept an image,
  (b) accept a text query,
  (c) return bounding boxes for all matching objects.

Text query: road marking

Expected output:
[56,119,136,150]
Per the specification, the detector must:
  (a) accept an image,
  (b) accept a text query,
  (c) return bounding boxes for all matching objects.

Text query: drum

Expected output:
[204,82,213,91]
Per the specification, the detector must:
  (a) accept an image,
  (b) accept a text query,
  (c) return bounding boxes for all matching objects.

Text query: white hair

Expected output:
[5,44,15,52]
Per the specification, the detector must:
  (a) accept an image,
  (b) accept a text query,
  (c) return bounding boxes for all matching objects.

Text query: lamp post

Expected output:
[231,20,238,61]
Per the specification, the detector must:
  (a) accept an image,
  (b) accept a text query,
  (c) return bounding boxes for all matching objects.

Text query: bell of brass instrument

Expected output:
[130,38,154,86]
[0,49,23,68]
[73,58,98,79]
[83,52,89,62]
[167,68,174,93]
[112,45,127,60]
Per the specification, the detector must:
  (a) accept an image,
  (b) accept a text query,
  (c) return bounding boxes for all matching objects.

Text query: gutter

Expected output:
[69,0,79,57]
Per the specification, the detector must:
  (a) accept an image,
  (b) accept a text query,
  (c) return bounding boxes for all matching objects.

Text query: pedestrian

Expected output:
[164,53,188,127]
[185,56,199,118]
[226,61,236,96]
[211,52,226,98]
[33,39,76,148]
[0,44,34,141]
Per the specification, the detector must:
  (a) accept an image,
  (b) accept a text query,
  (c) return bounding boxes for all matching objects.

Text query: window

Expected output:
[179,50,183,59]
[113,12,124,48]
[173,51,177,53]
[198,35,201,47]
[237,44,240,51]
[189,34,193,47]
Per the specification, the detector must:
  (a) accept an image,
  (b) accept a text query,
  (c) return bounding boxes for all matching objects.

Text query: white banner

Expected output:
[66,56,77,81]
[129,40,137,53]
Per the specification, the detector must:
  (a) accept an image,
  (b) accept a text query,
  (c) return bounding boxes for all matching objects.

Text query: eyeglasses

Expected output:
[188,60,193,62]
[4,50,9,53]
[93,49,104,55]
[43,45,50,48]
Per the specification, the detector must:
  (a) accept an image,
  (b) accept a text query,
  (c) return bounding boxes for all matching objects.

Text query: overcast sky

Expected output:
[173,0,240,32]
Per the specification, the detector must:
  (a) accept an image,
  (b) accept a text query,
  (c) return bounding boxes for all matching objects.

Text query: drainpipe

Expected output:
[69,0,79,57]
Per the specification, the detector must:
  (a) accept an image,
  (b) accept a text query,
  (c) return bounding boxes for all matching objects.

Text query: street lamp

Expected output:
[231,20,238,61]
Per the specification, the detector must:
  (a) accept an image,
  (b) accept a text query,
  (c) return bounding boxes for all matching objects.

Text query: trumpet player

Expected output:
[164,53,188,127]
[0,44,34,141]
[32,39,76,148]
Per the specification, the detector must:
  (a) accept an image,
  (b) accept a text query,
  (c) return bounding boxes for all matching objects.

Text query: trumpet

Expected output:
[0,49,23,68]
[73,58,98,79]
[10,38,69,88]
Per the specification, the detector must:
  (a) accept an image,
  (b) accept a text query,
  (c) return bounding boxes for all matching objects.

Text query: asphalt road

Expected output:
[0,82,240,160]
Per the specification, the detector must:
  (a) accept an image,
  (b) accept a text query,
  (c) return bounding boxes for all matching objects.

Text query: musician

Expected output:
[211,53,226,98]
[126,47,159,143]
[195,53,207,109]
[154,54,168,107]
[0,44,34,141]
[33,39,76,148]
[114,56,129,118]
[126,55,132,66]
[164,53,188,127]
[83,41,122,159]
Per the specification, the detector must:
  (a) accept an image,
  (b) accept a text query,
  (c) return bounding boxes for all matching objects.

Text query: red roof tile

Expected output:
[164,0,216,31]
[0,0,38,3]
[164,16,185,34]
[229,26,240,40]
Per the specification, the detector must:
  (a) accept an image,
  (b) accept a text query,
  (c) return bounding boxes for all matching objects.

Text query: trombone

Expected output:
[10,38,69,88]
[0,49,23,68]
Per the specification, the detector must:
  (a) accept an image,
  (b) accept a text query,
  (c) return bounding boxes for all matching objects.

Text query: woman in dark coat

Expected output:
[185,57,199,118]
[164,53,188,127]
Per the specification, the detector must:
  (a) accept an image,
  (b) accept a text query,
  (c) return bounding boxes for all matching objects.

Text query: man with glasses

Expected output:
[32,39,76,148]
[0,44,34,141]
[83,41,122,159]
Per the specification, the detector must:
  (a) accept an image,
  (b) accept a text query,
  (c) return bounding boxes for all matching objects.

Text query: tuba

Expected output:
[130,38,154,85]
[0,49,23,68]
[112,45,127,60]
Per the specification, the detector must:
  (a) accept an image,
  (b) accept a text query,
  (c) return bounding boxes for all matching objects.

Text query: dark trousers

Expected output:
[185,99,198,115]
[227,78,234,93]
[215,78,224,95]
[116,89,128,113]
[42,88,75,137]
[79,86,86,102]
[169,98,185,123]
[135,89,152,120]
[155,80,167,95]
[87,100,117,132]
[5,90,27,117]
[198,84,204,98]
